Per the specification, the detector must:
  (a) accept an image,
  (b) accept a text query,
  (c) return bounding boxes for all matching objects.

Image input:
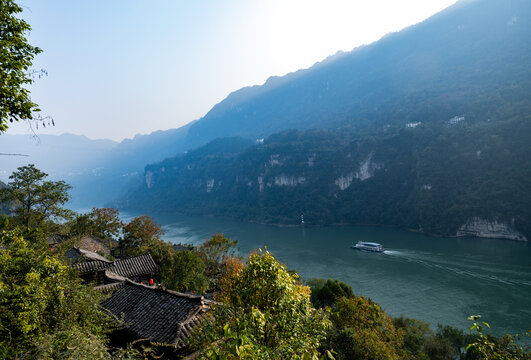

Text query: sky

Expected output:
[7,0,458,141]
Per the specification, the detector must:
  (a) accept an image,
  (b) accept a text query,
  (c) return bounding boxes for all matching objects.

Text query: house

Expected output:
[100,280,212,354]
[66,247,157,285]
[106,253,158,283]
[66,247,113,284]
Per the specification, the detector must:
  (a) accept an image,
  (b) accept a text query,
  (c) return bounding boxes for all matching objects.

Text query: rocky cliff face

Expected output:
[456,217,527,241]
[334,153,384,190]
[119,122,530,241]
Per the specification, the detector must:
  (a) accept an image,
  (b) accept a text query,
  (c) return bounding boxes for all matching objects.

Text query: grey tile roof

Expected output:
[72,259,111,275]
[78,247,112,262]
[94,281,126,293]
[107,253,157,279]
[66,247,112,266]
[67,247,157,282]
[101,280,209,347]
[69,249,157,280]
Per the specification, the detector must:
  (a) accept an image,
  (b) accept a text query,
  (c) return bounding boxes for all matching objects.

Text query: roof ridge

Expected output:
[115,252,153,262]
[124,279,204,301]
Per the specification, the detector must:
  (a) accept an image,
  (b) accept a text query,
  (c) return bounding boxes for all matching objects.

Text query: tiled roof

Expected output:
[94,281,126,293]
[101,280,209,347]
[72,259,111,275]
[107,253,157,279]
[69,249,157,279]
[66,247,112,265]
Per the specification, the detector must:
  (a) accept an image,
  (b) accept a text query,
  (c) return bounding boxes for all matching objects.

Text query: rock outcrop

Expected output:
[456,217,527,241]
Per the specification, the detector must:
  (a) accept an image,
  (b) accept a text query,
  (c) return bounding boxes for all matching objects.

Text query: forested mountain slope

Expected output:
[118,0,531,240]
[118,116,530,240]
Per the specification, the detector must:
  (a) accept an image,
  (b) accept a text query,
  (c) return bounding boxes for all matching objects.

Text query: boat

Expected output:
[352,241,384,253]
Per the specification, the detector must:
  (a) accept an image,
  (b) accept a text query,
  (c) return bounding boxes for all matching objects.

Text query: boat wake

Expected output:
[382,248,531,287]
[383,250,401,256]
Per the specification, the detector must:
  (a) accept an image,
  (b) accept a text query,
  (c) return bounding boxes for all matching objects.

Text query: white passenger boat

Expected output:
[352,241,384,253]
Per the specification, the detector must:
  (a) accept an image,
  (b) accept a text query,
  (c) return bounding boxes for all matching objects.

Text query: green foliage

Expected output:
[163,249,209,293]
[121,215,164,251]
[0,164,72,231]
[0,230,112,358]
[392,316,474,360]
[0,214,8,230]
[192,250,331,359]
[117,215,210,293]
[198,233,239,290]
[68,213,97,238]
[306,278,354,309]
[198,232,238,264]
[392,316,432,360]
[88,207,123,240]
[466,315,531,360]
[327,296,407,360]
[0,0,43,132]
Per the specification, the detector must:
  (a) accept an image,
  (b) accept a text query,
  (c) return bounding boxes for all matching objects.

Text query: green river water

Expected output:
[131,213,531,338]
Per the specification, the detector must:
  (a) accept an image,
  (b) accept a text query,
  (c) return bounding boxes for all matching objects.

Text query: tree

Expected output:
[327,296,407,360]
[197,233,238,290]
[88,207,123,240]
[307,278,354,309]
[192,249,331,359]
[68,213,97,238]
[198,233,238,264]
[122,215,164,251]
[163,250,209,293]
[0,0,43,133]
[0,230,112,358]
[392,316,437,360]
[0,164,72,229]
[466,316,531,360]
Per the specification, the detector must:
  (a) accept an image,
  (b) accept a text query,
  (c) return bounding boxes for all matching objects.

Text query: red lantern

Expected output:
[149,278,153,285]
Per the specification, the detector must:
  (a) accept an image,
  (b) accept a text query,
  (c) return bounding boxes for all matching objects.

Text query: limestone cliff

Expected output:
[456,217,527,241]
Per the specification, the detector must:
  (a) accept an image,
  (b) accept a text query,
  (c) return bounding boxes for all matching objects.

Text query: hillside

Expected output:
[118,0,531,239]
[118,115,530,240]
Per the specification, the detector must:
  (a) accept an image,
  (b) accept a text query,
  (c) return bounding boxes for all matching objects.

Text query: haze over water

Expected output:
[129,213,531,338]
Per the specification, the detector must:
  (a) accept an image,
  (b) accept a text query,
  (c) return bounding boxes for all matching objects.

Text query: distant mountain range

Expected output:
[117,0,531,239]
[0,124,193,207]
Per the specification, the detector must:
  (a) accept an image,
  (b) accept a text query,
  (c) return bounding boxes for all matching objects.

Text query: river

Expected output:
[125,212,531,337]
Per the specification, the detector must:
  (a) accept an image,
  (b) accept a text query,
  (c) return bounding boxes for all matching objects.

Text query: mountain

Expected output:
[117,0,531,240]
[181,0,531,142]
[117,117,530,240]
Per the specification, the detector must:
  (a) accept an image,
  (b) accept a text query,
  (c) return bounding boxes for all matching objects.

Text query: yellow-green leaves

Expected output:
[0,230,112,358]
[192,249,331,359]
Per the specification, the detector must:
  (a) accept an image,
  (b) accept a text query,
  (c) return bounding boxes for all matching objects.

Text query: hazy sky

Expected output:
[8,0,457,141]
